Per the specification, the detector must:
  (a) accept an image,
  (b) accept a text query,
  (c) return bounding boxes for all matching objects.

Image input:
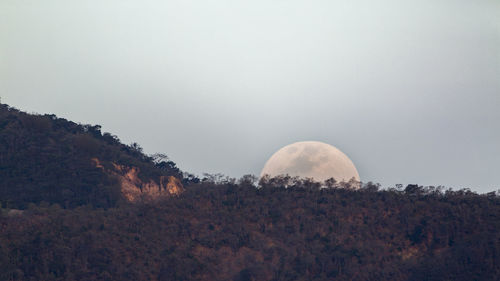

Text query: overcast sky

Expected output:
[1,0,499,192]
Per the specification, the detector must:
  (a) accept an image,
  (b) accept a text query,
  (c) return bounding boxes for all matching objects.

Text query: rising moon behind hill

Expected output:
[261,141,360,183]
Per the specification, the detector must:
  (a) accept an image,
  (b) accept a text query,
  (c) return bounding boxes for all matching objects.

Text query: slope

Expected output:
[0,103,183,209]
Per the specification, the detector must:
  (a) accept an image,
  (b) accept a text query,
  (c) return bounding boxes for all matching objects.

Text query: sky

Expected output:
[1,0,499,192]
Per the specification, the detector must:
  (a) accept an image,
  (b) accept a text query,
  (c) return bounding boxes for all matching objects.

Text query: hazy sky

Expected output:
[1,0,499,192]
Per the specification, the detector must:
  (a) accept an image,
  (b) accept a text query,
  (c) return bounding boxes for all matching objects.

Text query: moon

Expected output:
[260,141,360,184]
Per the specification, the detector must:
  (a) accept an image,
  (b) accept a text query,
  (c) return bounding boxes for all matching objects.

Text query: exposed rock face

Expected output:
[92,158,183,202]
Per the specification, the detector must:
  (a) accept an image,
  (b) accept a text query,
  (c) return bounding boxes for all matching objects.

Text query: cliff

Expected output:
[92,158,182,202]
[0,102,184,209]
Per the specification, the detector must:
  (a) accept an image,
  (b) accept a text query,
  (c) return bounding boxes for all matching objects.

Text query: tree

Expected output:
[238,175,258,187]
[324,177,337,189]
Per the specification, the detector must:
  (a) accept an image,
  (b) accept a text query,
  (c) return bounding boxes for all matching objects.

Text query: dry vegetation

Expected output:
[1,103,499,281]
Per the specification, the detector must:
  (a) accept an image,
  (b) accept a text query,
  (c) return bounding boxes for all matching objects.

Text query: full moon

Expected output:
[260,141,360,183]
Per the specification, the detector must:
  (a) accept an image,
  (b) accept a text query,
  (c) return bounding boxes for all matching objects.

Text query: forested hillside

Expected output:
[1,183,499,281]
[0,103,184,209]
[0,103,499,281]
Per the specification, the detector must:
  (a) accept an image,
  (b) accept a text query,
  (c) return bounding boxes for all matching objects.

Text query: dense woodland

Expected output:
[1,103,499,280]
[0,103,185,209]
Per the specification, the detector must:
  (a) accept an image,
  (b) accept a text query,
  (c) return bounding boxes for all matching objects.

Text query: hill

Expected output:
[0,103,499,280]
[1,183,499,281]
[0,103,185,209]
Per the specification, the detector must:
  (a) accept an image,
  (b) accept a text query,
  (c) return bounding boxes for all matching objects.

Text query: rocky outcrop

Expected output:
[92,158,183,202]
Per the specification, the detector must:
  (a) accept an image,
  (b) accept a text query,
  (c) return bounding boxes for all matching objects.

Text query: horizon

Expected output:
[1,100,498,194]
[2,0,499,192]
